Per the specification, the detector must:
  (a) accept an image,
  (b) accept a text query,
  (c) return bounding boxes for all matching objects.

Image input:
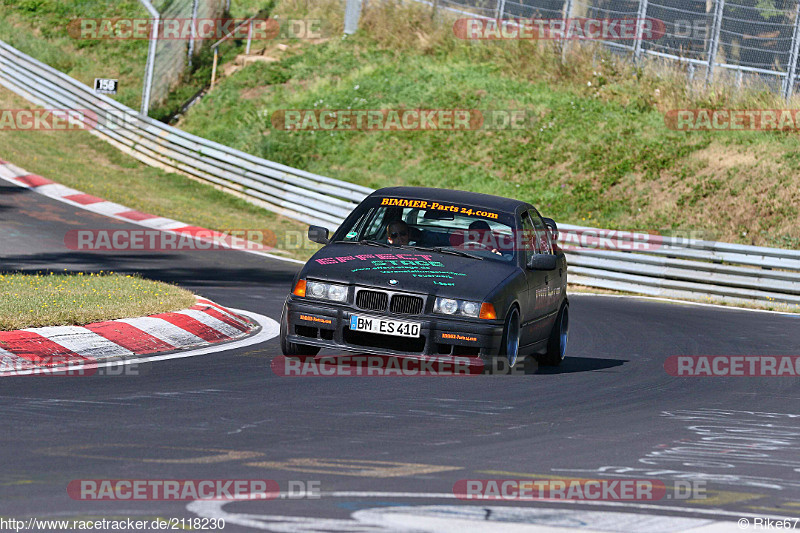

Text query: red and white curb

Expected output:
[0,297,263,376]
[0,158,303,264]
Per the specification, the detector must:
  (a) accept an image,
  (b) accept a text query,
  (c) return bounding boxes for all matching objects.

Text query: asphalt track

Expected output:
[2,181,800,532]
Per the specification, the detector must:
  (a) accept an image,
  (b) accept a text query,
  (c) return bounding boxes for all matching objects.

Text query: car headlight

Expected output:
[461,301,480,317]
[306,281,348,302]
[434,297,481,317]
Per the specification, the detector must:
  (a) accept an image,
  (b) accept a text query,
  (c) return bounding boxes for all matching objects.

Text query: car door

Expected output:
[529,209,561,330]
[520,211,549,346]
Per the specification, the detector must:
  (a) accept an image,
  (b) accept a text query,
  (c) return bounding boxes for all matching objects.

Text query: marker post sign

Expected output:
[94,78,118,95]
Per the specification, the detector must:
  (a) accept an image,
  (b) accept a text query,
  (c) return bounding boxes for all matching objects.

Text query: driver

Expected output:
[468,220,502,255]
[386,220,411,246]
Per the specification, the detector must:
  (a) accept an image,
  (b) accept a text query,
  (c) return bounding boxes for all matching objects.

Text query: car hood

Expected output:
[301,242,520,299]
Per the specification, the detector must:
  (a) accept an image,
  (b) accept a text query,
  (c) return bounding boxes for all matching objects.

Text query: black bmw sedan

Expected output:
[280,186,569,368]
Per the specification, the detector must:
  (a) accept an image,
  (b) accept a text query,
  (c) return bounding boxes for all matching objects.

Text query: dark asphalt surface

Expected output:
[2,182,800,531]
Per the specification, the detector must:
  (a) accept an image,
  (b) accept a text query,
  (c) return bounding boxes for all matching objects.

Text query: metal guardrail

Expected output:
[1,39,799,309]
[558,224,800,306]
[0,39,371,229]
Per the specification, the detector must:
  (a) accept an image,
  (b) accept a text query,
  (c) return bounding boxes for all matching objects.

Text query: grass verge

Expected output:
[0,272,196,330]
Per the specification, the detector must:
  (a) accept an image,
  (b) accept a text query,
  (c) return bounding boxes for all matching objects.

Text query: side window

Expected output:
[530,211,552,254]
[521,212,538,264]
[340,209,371,241]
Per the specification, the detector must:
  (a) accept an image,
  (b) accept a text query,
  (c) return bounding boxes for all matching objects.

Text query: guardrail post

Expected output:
[633,0,649,63]
[344,0,362,34]
[705,0,724,85]
[188,0,199,67]
[783,0,800,101]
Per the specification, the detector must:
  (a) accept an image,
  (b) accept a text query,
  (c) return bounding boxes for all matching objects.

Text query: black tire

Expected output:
[537,303,569,366]
[279,301,321,357]
[493,306,520,372]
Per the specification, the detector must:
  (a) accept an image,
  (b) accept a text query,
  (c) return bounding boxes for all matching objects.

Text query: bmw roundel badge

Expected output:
[389,279,398,285]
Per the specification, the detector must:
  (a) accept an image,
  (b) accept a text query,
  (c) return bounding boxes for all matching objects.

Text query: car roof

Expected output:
[368,186,527,214]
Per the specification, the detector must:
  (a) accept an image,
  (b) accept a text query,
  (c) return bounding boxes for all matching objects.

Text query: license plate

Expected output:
[349,315,421,338]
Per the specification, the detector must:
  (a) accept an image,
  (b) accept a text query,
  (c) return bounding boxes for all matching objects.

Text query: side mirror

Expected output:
[542,217,558,242]
[527,254,558,271]
[308,225,330,245]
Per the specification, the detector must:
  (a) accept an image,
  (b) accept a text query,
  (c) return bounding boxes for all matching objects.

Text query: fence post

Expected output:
[344,0,362,34]
[210,46,219,89]
[188,0,199,67]
[561,0,574,64]
[633,0,649,63]
[137,0,160,116]
[245,19,253,55]
[705,0,724,85]
[783,0,800,101]
[496,0,507,19]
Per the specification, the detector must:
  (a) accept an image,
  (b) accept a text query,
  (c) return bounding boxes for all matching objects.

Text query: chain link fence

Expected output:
[413,0,800,99]
[150,0,227,106]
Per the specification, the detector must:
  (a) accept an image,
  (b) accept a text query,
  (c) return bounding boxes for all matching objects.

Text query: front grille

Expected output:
[356,290,388,311]
[390,294,424,314]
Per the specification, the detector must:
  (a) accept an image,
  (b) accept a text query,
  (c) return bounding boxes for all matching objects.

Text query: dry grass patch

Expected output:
[610,140,800,246]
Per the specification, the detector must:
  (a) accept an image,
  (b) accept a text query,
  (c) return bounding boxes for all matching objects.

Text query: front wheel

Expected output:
[498,306,520,368]
[537,303,569,366]
[279,301,320,357]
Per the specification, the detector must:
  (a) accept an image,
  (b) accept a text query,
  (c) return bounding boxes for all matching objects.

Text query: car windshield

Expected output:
[331,197,517,262]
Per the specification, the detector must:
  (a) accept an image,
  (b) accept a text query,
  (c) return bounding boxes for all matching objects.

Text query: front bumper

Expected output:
[284,296,504,358]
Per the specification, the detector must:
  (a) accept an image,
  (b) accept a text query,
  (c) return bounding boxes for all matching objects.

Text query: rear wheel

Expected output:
[537,303,569,366]
[280,301,320,357]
